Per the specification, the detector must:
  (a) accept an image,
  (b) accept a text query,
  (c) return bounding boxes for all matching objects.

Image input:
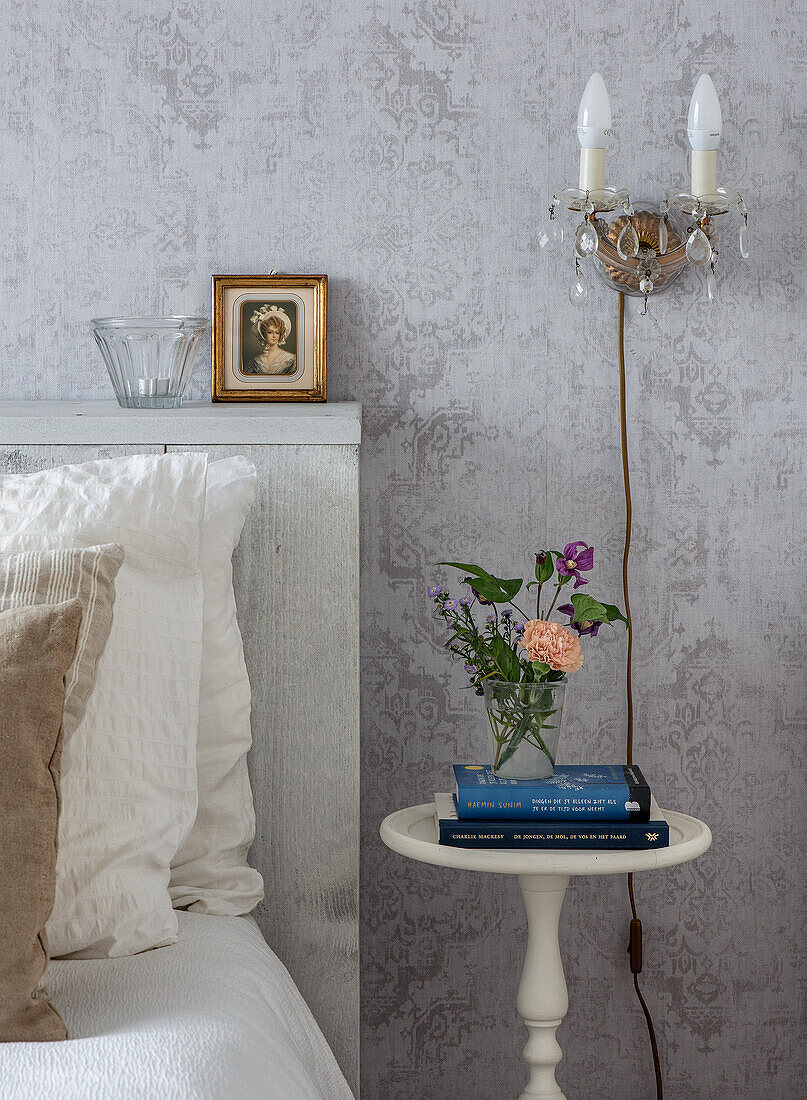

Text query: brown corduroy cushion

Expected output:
[0,601,82,1042]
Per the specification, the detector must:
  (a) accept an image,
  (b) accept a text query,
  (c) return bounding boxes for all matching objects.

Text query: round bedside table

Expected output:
[381,803,711,1100]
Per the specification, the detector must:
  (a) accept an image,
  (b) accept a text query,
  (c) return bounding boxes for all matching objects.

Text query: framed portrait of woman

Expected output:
[212,273,326,401]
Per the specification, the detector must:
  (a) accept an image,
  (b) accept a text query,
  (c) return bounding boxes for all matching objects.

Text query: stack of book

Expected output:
[435,764,669,850]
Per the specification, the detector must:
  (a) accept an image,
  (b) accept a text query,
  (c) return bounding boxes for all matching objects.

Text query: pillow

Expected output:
[0,453,207,958]
[0,600,82,1042]
[0,544,124,740]
[170,456,264,914]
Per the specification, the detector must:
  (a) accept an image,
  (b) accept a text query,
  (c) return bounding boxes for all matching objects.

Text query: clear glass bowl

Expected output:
[91,316,209,409]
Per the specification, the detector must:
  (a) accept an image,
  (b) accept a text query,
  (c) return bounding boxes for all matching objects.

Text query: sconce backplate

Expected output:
[593,203,689,297]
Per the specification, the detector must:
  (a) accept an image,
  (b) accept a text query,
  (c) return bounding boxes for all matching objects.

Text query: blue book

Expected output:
[453,764,652,822]
[435,793,668,850]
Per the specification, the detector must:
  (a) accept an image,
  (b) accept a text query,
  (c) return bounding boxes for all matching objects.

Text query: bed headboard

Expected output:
[0,400,361,1096]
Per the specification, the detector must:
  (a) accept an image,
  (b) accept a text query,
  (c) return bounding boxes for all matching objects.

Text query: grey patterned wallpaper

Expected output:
[2,1,804,1097]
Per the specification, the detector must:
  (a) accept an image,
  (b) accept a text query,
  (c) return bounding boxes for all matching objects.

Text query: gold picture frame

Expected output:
[212,273,327,402]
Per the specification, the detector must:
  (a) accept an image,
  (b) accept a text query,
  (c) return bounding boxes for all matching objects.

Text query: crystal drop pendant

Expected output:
[537,220,563,251]
[574,221,599,259]
[569,272,588,306]
[616,222,639,260]
[686,227,712,266]
[739,221,750,260]
[639,275,654,295]
[706,270,718,305]
[658,217,668,255]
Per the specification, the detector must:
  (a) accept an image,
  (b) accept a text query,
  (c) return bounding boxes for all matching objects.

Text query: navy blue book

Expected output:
[453,763,652,822]
[435,793,668,850]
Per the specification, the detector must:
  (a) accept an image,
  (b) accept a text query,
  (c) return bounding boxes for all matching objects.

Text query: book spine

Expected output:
[455,788,647,822]
[623,765,652,819]
[438,821,669,850]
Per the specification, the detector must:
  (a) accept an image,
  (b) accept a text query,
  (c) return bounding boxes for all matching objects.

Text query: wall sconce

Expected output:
[539,72,749,312]
[538,68,752,1100]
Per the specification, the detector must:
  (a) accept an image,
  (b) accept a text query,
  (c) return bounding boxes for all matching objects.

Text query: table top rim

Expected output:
[380,802,712,876]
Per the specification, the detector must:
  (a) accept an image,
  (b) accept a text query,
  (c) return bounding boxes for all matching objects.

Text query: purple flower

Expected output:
[558,602,601,637]
[445,599,458,611]
[556,542,594,588]
[464,663,476,673]
[428,585,443,597]
[501,608,513,618]
[470,586,493,605]
[459,596,472,607]
[486,613,496,624]
[514,621,526,633]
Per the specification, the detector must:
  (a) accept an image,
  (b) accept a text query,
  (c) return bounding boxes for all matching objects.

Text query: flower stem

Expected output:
[488,710,506,768]
[546,581,564,618]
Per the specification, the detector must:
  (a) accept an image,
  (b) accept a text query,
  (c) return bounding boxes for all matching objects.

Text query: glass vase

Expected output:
[91,316,209,409]
[483,679,566,780]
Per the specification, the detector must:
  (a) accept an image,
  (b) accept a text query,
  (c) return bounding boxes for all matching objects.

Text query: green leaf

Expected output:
[498,577,524,601]
[569,593,611,624]
[531,660,551,676]
[491,635,520,682]
[568,593,629,628]
[466,576,508,603]
[435,561,497,581]
[495,710,532,767]
[436,562,522,603]
[601,602,629,627]
[535,555,555,584]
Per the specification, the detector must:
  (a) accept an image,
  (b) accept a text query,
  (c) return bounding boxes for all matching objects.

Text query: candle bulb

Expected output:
[577,73,612,193]
[687,73,722,198]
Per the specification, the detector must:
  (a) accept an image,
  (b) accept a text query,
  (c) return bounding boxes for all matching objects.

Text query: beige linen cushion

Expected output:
[0,545,124,740]
[0,600,82,1042]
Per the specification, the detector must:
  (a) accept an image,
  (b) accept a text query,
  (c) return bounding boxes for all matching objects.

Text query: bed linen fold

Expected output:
[0,913,354,1100]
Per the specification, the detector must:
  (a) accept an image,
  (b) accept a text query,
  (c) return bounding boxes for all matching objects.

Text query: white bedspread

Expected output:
[0,913,354,1100]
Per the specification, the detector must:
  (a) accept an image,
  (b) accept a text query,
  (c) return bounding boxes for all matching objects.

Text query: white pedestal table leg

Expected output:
[515,873,570,1100]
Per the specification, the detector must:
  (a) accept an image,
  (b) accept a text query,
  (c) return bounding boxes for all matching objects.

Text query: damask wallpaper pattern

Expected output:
[1,1,804,1097]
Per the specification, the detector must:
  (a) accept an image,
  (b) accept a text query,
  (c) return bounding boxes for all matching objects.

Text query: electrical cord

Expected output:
[618,291,634,766]
[618,291,664,1100]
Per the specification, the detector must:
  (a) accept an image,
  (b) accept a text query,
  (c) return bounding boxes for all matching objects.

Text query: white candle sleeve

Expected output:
[576,73,611,193]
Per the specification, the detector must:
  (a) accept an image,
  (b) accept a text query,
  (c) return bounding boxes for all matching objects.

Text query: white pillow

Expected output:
[0,452,207,957]
[169,456,264,914]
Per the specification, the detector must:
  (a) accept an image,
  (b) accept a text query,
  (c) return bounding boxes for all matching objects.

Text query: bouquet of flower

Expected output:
[429,543,627,775]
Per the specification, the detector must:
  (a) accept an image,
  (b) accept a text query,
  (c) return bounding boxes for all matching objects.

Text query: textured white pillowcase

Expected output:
[0,453,207,958]
[170,456,264,914]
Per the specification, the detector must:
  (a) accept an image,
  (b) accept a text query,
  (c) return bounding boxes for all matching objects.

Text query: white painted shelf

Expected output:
[0,401,362,446]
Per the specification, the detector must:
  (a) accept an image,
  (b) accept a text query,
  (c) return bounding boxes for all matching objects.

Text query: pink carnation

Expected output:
[519,619,584,673]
